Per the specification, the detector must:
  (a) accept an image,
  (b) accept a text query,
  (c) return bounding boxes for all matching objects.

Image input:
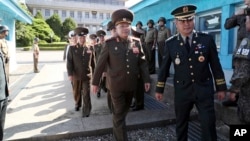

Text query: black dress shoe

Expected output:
[97,92,101,98]
[222,100,237,107]
[132,106,144,111]
[75,107,80,111]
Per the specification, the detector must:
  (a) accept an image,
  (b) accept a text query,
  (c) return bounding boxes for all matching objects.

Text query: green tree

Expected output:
[46,14,63,40]
[34,11,44,19]
[62,17,77,40]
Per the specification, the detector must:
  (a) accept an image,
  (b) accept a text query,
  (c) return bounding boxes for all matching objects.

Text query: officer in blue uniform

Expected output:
[155,5,227,141]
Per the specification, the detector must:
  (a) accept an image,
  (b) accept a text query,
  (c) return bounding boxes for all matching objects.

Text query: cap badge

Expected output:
[183,7,189,13]
[123,18,127,21]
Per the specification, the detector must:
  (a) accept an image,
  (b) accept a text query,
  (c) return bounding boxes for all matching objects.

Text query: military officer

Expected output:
[67,27,95,117]
[145,19,158,74]
[223,0,250,107]
[107,20,116,37]
[155,5,227,141]
[0,25,10,82]
[0,36,9,141]
[157,17,171,68]
[92,9,150,141]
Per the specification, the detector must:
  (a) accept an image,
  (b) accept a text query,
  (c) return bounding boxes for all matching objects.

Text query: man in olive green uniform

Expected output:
[0,25,10,82]
[67,27,95,117]
[95,30,107,98]
[92,9,150,141]
[145,19,158,74]
[155,5,227,141]
[32,37,40,73]
[157,17,171,68]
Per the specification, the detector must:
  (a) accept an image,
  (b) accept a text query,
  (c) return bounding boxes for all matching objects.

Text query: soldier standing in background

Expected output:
[157,17,171,68]
[67,27,95,117]
[63,30,76,62]
[0,25,10,81]
[155,5,227,141]
[223,0,250,107]
[32,37,40,73]
[145,19,158,74]
[92,9,150,141]
[0,36,9,141]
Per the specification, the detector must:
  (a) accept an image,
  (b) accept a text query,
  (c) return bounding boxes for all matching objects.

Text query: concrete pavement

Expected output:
[4,50,176,141]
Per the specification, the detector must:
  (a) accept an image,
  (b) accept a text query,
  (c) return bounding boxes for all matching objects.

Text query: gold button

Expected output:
[192,79,194,82]
[176,81,179,83]
[127,71,130,74]
[190,65,193,68]
[127,65,129,68]
[126,59,129,62]
[189,58,192,61]
[191,72,194,75]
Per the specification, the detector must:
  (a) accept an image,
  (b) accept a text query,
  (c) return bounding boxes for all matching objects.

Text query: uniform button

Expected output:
[190,65,193,68]
[189,58,192,61]
[127,71,130,74]
[192,79,195,82]
[126,59,129,62]
[191,72,194,75]
[176,81,179,83]
[127,65,129,68]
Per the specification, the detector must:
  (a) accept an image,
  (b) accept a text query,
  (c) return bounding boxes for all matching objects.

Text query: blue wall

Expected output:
[130,0,243,70]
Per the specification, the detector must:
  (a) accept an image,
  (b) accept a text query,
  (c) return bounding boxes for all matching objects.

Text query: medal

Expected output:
[175,54,181,65]
[198,52,205,62]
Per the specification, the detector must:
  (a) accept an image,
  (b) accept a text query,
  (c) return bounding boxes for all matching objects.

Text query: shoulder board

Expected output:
[196,31,209,36]
[166,34,178,42]
[105,37,116,42]
[130,36,140,42]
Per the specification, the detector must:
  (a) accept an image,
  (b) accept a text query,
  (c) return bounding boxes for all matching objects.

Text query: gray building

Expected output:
[25,0,126,33]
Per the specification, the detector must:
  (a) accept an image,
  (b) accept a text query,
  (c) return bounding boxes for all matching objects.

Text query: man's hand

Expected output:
[217,91,226,101]
[144,83,150,92]
[155,92,163,101]
[68,76,73,81]
[91,85,99,94]
[229,92,237,101]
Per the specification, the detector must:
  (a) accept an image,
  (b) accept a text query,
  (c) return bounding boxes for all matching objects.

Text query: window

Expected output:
[62,10,66,17]
[77,11,82,19]
[45,9,50,17]
[99,13,103,19]
[92,11,97,19]
[70,11,74,18]
[85,12,89,19]
[54,10,58,14]
[198,12,221,51]
[106,13,110,19]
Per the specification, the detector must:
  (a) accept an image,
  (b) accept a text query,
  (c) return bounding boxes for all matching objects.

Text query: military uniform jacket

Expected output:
[0,38,9,62]
[92,36,150,92]
[0,51,9,100]
[145,27,157,44]
[93,43,103,63]
[157,26,171,42]
[67,44,95,81]
[156,32,227,100]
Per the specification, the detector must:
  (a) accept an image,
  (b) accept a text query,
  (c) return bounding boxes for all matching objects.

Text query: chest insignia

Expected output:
[175,54,181,65]
[198,52,205,62]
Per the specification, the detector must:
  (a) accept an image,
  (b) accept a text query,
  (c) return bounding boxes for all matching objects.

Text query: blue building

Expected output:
[0,0,32,71]
[130,0,244,84]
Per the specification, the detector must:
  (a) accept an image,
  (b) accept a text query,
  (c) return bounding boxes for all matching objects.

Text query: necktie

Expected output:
[185,36,190,52]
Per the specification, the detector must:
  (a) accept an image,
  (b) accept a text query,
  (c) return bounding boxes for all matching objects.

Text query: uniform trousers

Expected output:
[72,79,92,116]
[145,42,155,74]
[0,99,7,141]
[33,55,39,72]
[134,76,144,109]
[111,91,134,141]
[175,94,217,141]
[157,41,165,68]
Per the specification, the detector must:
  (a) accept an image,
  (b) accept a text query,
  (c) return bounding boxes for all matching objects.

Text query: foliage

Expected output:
[34,11,44,19]
[62,17,77,41]
[46,14,63,40]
